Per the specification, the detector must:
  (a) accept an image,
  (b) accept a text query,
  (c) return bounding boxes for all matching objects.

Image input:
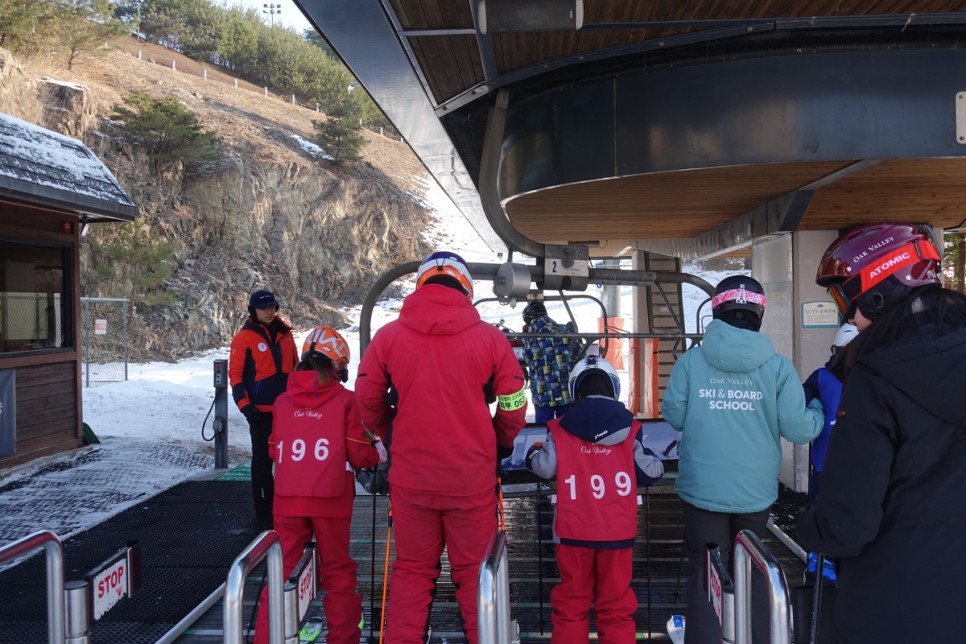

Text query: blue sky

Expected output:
[228,0,313,33]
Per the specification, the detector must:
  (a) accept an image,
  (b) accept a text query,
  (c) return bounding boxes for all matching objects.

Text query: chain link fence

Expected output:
[81,297,129,387]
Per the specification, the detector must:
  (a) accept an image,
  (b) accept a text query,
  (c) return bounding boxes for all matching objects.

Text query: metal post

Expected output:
[733,529,793,644]
[224,531,284,644]
[0,530,66,644]
[478,531,516,644]
[283,581,299,644]
[122,300,128,381]
[83,299,89,388]
[64,580,90,644]
[601,258,622,317]
[213,359,229,470]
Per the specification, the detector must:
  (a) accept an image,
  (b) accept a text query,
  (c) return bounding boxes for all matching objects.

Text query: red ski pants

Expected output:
[254,514,362,644]
[385,486,498,644]
[551,544,637,644]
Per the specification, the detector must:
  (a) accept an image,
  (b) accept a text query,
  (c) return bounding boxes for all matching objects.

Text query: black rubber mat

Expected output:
[0,478,810,643]
[0,480,265,643]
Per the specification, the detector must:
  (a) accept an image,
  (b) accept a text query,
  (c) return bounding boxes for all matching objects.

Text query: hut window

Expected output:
[0,242,69,354]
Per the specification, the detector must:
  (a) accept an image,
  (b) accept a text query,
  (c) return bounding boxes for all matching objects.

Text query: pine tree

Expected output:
[57,0,127,70]
[312,102,366,164]
[110,91,221,165]
[92,221,178,305]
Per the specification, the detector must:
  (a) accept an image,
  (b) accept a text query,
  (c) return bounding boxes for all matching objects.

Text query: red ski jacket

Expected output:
[355,284,527,496]
[229,316,299,412]
[270,371,379,518]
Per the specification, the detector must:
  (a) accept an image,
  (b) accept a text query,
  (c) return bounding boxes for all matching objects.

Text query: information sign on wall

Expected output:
[802,301,840,328]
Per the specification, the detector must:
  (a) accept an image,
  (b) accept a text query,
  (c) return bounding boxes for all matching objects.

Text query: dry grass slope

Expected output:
[39,36,429,192]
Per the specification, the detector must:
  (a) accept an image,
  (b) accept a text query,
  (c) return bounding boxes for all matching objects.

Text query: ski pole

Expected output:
[810,553,825,644]
[536,486,545,635]
[369,483,377,643]
[497,477,506,533]
[645,486,652,635]
[379,503,393,644]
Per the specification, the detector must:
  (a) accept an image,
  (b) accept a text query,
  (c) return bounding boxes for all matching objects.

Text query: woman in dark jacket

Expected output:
[797,222,966,644]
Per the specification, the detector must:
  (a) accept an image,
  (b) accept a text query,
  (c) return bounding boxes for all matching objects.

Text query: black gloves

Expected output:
[241,404,261,421]
[356,462,390,495]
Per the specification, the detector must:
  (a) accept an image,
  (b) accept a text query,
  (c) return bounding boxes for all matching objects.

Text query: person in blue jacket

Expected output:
[801,322,857,586]
[661,275,823,644]
[802,322,857,503]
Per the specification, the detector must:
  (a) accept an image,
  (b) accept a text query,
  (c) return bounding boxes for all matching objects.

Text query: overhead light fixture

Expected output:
[478,0,583,34]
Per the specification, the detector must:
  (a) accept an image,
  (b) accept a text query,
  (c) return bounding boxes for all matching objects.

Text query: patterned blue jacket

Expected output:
[522,316,581,408]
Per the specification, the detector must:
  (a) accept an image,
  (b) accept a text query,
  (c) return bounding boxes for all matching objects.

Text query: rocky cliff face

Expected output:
[0,43,434,359]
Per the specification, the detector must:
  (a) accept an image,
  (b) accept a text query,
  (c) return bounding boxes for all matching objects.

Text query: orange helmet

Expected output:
[301,326,350,381]
[415,251,474,298]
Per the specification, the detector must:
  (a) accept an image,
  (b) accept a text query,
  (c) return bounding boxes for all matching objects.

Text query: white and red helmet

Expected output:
[415,250,474,298]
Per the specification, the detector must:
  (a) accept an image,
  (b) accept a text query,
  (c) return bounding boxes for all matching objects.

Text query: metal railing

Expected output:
[733,529,793,644]
[224,530,286,644]
[478,530,518,644]
[0,530,66,644]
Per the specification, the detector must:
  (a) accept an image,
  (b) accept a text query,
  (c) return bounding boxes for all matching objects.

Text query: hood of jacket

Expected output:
[858,327,966,426]
[286,370,344,408]
[397,284,481,336]
[559,396,634,445]
[701,319,776,374]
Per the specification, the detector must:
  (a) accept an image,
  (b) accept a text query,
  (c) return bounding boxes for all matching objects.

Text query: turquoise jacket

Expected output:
[661,320,823,513]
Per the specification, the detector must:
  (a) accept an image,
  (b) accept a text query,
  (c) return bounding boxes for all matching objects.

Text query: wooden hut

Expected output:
[0,112,137,469]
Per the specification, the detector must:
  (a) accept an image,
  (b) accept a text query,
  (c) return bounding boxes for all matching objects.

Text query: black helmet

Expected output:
[711,275,766,331]
[523,300,548,326]
[248,289,280,316]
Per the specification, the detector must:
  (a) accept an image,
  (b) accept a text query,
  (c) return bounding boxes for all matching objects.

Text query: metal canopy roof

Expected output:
[295,0,966,259]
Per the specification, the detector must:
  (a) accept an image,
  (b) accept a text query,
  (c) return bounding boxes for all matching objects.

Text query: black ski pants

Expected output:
[246,412,274,517]
[683,501,770,644]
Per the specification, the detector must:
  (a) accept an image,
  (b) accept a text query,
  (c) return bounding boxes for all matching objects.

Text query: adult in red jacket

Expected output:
[253,326,381,644]
[355,251,527,644]
[229,289,299,522]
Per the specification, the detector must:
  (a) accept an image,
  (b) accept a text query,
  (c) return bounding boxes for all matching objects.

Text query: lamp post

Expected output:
[133,0,142,42]
[262,3,282,27]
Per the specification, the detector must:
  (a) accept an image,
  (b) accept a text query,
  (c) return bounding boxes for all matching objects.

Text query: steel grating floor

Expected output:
[0,472,809,643]
[0,479,266,643]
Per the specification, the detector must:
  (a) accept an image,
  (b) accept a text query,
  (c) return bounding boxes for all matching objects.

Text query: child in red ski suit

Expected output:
[253,326,383,644]
[526,347,664,643]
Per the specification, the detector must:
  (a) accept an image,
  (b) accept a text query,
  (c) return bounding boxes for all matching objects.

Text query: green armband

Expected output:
[497,386,527,411]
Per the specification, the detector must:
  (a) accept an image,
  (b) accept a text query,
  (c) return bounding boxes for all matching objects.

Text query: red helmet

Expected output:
[816,222,941,319]
[415,251,474,298]
[301,326,351,381]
